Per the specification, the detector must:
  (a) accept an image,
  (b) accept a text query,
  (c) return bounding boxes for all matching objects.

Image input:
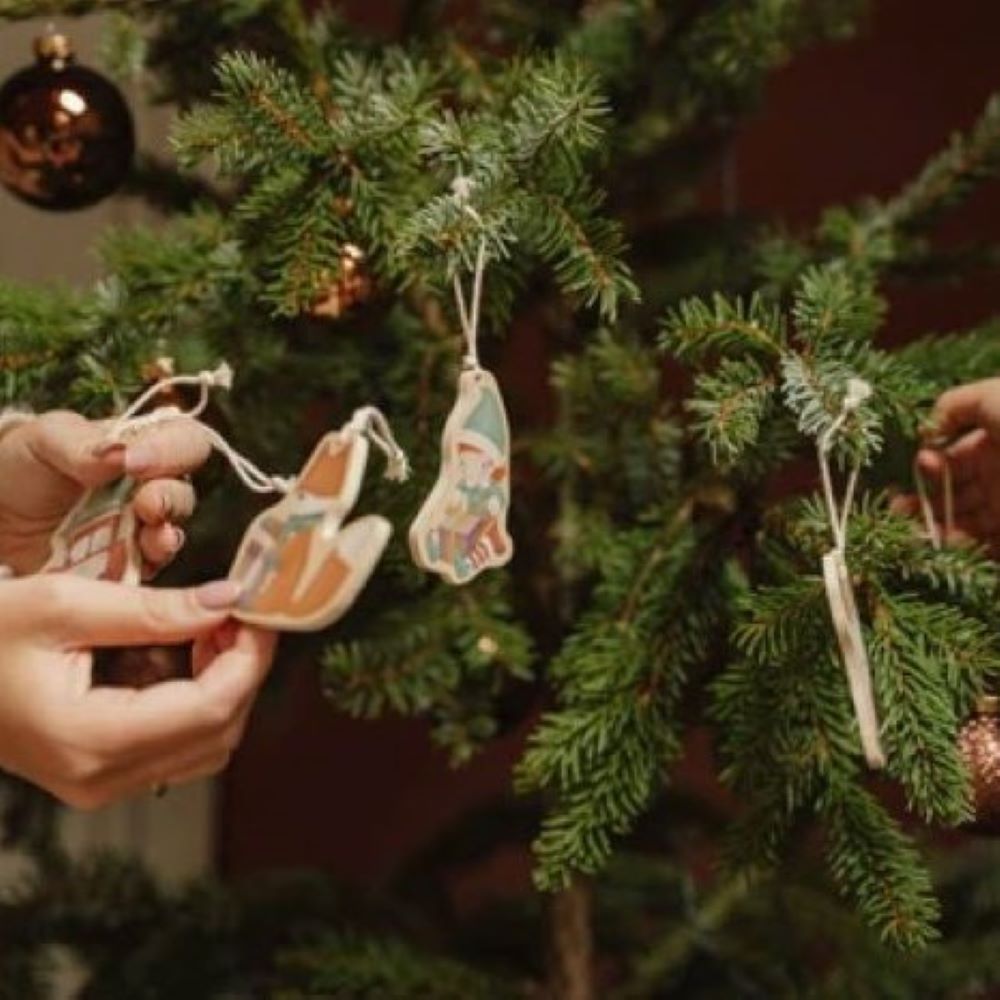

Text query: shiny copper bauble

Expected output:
[0,32,134,211]
[309,244,374,318]
[959,695,1000,836]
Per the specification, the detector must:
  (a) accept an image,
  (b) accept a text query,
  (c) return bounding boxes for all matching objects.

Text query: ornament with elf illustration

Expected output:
[42,363,410,633]
[231,407,408,631]
[409,180,514,586]
[0,27,135,211]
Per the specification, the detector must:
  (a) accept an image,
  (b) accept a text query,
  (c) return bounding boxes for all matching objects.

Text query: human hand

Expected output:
[895,378,1000,555]
[0,574,276,809]
[0,411,211,577]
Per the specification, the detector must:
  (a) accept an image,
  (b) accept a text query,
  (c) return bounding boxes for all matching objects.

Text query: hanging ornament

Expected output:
[0,29,135,211]
[815,378,885,770]
[309,243,374,319]
[959,695,1000,836]
[43,476,142,584]
[409,187,513,585]
[41,365,236,585]
[39,363,410,633]
[230,408,409,632]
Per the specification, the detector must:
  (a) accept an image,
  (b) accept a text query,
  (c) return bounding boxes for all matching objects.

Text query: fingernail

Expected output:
[125,444,156,474]
[169,527,185,553]
[196,579,242,610]
[93,441,125,461]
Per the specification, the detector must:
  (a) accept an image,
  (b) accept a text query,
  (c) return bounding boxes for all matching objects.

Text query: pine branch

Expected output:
[791,261,885,349]
[322,577,533,766]
[823,784,940,950]
[869,593,974,825]
[276,932,516,1000]
[818,94,1000,268]
[519,515,725,890]
[660,292,786,361]
[686,357,777,468]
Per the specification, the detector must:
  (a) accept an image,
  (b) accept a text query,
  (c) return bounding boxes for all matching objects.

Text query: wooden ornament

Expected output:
[410,368,513,585]
[42,476,142,584]
[230,427,391,631]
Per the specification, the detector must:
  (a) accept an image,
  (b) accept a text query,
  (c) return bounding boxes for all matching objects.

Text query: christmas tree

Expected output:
[2,0,1000,996]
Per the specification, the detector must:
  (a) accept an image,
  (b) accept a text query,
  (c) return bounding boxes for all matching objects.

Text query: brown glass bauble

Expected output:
[0,31,135,211]
[958,695,1000,836]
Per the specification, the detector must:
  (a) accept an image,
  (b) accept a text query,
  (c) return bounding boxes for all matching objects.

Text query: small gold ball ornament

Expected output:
[958,695,1000,836]
[309,244,373,319]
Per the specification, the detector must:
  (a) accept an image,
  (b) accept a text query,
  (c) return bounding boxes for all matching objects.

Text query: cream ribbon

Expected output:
[817,378,886,770]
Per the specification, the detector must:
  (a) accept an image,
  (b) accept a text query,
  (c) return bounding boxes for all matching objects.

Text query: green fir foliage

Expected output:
[3,0,1000,990]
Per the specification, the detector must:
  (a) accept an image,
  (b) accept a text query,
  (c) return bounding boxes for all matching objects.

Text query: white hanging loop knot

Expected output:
[815,377,886,770]
[104,362,234,443]
[914,439,955,552]
[99,362,291,496]
[450,175,488,371]
[347,406,411,482]
[817,377,871,553]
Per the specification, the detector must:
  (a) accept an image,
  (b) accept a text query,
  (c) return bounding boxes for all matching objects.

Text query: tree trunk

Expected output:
[548,878,594,1000]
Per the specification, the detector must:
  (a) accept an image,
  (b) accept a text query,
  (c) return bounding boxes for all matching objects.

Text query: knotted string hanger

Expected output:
[817,377,871,553]
[105,363,233,439]
[815,377,887,770]
[101,365,412,495]
[99,362,292,495]
[450,175,489,371]
[346,406,411,482]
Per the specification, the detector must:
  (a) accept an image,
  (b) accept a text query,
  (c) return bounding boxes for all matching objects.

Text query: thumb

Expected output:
[927,380,1000,444]
[28,576,242,649]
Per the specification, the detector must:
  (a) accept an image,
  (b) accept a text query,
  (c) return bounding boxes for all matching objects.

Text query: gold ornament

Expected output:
[140,355,183,408]
[309,244,373,319]
[959,695,1000,835]
[477,635,500,658]
[140,355,176,384]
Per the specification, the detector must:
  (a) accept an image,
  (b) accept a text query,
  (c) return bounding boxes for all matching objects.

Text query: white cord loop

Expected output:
[347,406,411,482]
[107,362,233,441]
[450,175,488,371]
[815,377,886,770]
[914,449,954,551]
[817,377,871,553]
[200,424,294,495]
[99,362,291,495]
